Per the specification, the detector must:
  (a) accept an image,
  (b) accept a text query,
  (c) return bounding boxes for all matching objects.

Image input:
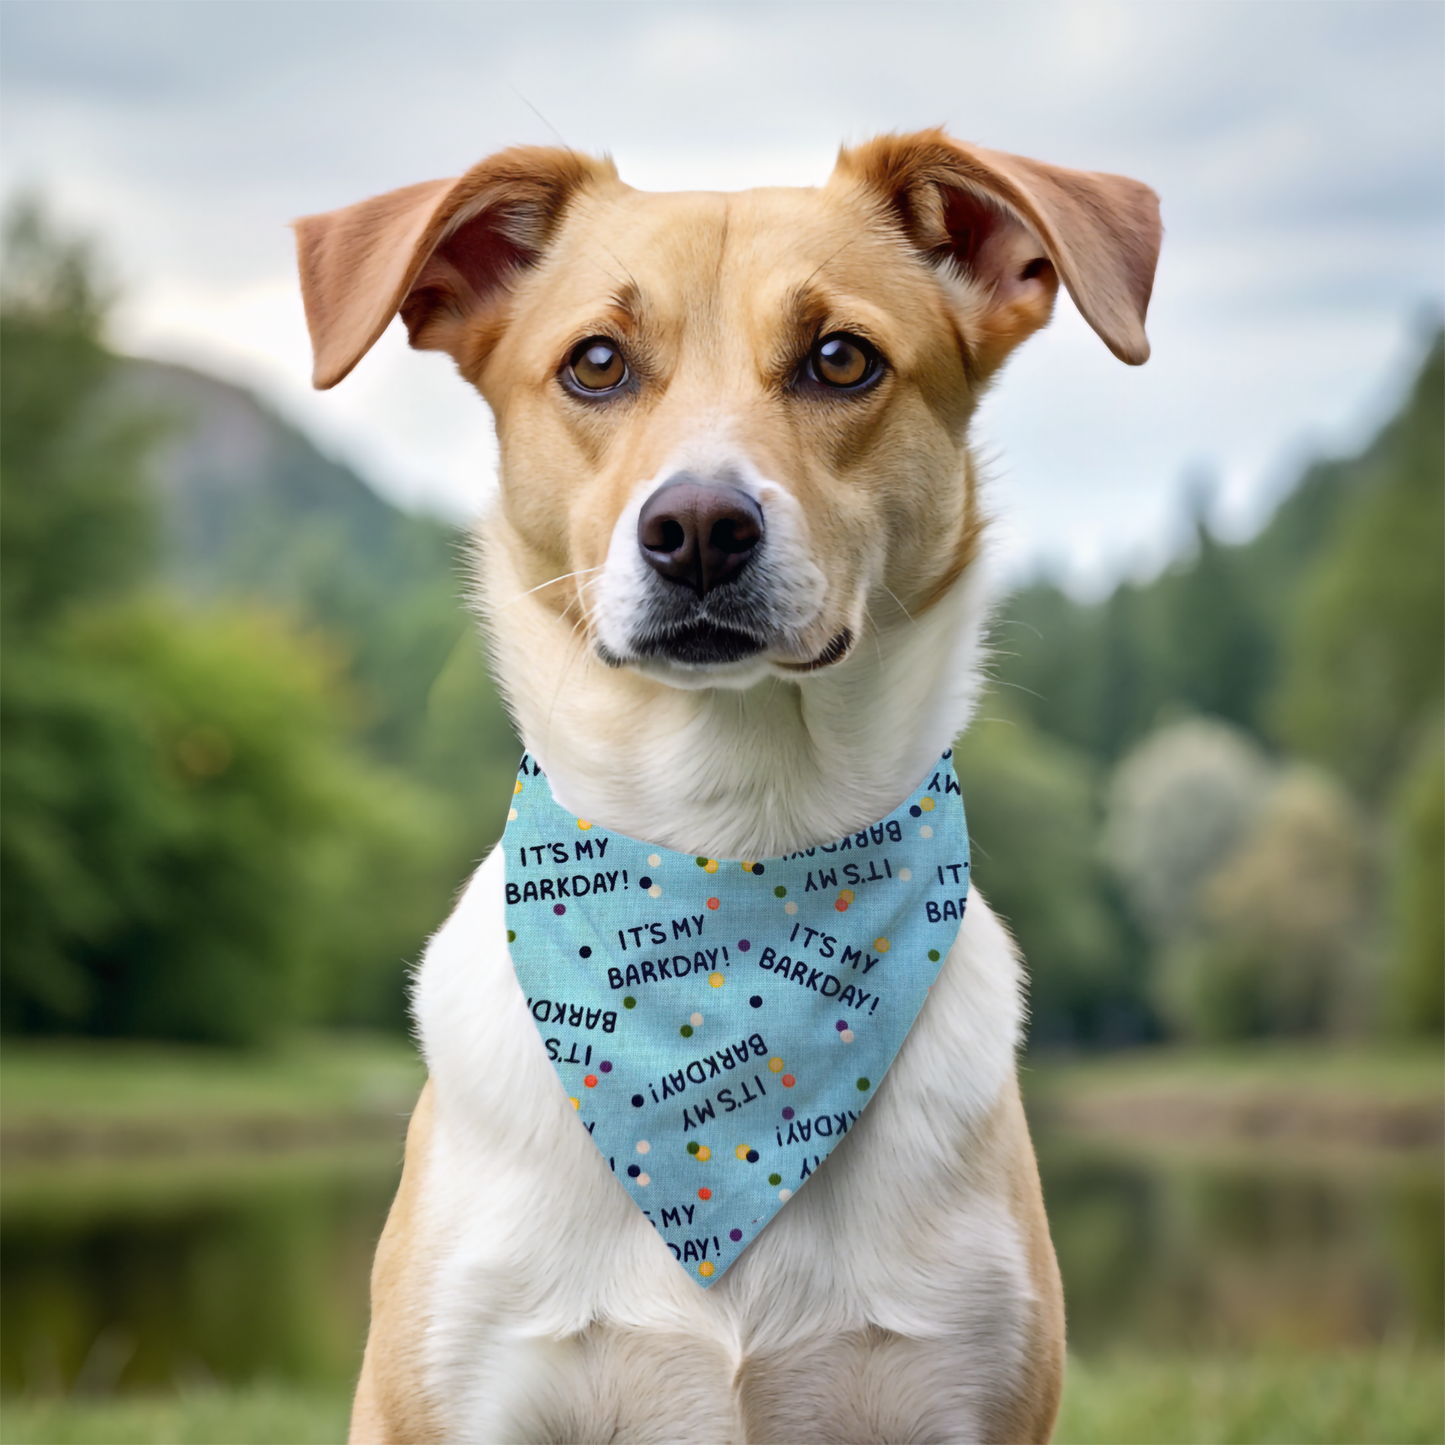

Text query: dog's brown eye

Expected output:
[811,333,879,390]
[566,337,627,393]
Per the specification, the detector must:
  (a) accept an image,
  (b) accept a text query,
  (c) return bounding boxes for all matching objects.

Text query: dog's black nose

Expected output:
[637,476,763,597]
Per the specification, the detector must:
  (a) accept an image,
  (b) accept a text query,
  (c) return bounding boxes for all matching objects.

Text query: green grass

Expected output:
[1056,1350,1445,1445]
[2,1354,1439,1445]
[0,1385,349,1445]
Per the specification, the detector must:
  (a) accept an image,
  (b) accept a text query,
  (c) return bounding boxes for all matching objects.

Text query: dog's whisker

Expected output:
[498,567,604,610]
[880,585,917,627]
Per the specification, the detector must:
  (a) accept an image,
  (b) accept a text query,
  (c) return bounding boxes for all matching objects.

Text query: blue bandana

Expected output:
[503,751,970,1286]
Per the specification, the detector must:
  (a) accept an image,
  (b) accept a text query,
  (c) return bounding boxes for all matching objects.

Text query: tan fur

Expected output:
[349,1082,443,1445]
[297,131,1159,1444]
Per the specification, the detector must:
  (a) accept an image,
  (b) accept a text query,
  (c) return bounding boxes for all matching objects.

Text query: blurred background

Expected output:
[1,4,1440,1443]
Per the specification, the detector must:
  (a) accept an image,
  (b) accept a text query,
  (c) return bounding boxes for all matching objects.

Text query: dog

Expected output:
[294,128,1159,1444]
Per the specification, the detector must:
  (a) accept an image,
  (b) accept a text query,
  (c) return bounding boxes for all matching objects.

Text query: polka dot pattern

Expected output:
[503,748,968,1288]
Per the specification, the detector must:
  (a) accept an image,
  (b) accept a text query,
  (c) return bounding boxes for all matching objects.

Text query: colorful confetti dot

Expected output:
[774,886,787,898]
[835,1020,848,1032]
[698,1187,712,1200]
[921,797,935,812]
[768,1173,782,1185]
[768,1057,785,1073]
[623,996,637,1009]
[835,899,849,913]
[627,1164,642,1179]
[649,885,662,899]
[707,897,720,910]
[506,930,516,943]
[752,864,765,875]
[639,876,652,888]
[577,819,591,830]
[579,946,592,958]
[553,903,566,916]
[857,1077,871,1091]
[680,1024,693,1038]
[696,1145,711,1161]
[649,854,661,867]
[840,1030,854,1043]
[779,1189,792,1201]
[631,1093,644,1107]
[704,860,718,874]
[738,940,751,952]
[584,1074,598,1087]
[874,937,890,952]
[840,889,855,904]
[735,1144,751,1161]
[928,949,940,962]
[920,825,933,838]
[749,995,763,1008]
[695,856,708,867]
[708,971,724,987]
[570,1098,580,1110]
[514,780,523,794]
[781,1107,795,1120]
[690,1012,703,1026]
[507,808,518,822]
[699,1261,715,1277]
[729,1228,743,1242]
[746,1149,759,1162]
[637,1173,650,1186]
[898,868,913,881]
[740,861,755,873]
[781,1073,796,1088]
[687,1141,701,1155]
[636,1140,650,1154]
[909,804,921,817]
[600,1061,612,1073]
[784,902,798,915]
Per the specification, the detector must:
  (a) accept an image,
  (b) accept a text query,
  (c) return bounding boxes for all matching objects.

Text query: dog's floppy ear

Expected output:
[293,147,615,389]
[835,130,1160,373]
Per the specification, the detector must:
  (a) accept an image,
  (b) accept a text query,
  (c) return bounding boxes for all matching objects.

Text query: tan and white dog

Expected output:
[295,130,1159,1445]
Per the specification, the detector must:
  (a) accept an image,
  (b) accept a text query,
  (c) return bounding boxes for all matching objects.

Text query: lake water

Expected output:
[2,1134,1440,1394]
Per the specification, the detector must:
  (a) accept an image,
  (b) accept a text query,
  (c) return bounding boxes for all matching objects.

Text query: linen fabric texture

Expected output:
[503,751,971,1285]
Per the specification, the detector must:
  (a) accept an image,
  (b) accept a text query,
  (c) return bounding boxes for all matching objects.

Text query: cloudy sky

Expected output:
[4,0,1440,592]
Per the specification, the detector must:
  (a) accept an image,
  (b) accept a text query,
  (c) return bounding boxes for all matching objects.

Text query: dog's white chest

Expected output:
[411,849,1037,1442]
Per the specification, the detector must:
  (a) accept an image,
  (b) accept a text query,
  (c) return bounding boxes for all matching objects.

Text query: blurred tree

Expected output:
[0,201,454,1041]
[1153,768,1373,1040]
[1273,334,1445,804]
[0,195,156,627]
[954,705,1146,1045]
[1104,717,1273,946]
[1385,715,1444,1034]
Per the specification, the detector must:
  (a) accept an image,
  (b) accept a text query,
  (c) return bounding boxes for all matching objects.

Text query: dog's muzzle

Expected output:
[629,475,769,665]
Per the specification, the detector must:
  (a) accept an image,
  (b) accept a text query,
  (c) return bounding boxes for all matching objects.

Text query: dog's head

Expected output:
[296,132,1158,700]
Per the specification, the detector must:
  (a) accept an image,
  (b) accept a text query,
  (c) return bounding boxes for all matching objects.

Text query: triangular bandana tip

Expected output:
[503,753,969,1286]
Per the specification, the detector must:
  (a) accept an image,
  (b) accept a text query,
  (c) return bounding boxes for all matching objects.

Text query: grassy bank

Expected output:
[1023,1040,1444,1157]
[3,1351,1441,1445]
[1,1034,425,1163]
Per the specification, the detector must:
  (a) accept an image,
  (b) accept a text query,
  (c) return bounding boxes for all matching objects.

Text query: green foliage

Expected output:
[0,200,156,628]
[0,201,472,1043]
[1,603,448,1042]
[954,707,1144,1043]
[1153,768,1373,1040]
[1386,715,1445,1033]
[1274,336,1445,802]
